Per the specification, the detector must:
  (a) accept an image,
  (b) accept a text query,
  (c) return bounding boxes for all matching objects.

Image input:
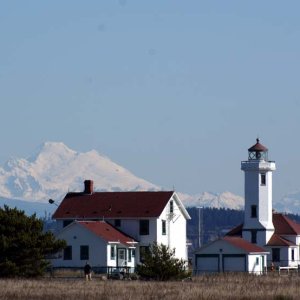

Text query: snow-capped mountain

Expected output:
[0,142,299,216]
[273,191,300,214]
[179,191,244,210]
[0,142,158,203]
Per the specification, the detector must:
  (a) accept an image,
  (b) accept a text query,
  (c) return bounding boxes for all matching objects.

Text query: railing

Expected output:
[46,266,136,279]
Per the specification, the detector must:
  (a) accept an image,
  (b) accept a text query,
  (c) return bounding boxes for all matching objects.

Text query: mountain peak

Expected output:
[0,142,158,202]
[28,142,76,162]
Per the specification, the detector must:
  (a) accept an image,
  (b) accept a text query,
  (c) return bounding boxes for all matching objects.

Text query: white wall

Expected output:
[194,239,267,274]
[51,223,108,268]
[247,255,267,274]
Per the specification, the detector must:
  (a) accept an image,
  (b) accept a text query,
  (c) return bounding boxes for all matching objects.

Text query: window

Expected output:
[139,220,149,235]
[111,246,116,260]
[115,219,121,227]
[251,230,257,244]
[292,249,295,261]
[162,220,166,235]
[63,220,73,227]
[261,173,266,185]
[170,200,174,213]
[80,245,89,260]
[128,249,132,262]
[251,205,257,218]
[132,248,135,257]
[255,257,259,265]
[63,246,72,260]
[119,249,125,260]
[140,246,149,263]
[272,248,280,262]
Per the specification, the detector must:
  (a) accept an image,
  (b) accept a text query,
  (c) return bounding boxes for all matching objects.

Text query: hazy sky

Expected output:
[1,1,300,201]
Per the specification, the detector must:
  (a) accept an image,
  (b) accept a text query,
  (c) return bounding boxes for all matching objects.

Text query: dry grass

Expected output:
[0,273,299,299]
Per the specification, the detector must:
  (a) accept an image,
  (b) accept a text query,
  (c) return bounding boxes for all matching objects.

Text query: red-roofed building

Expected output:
[194,139,300,274]
[194,236,268,274]
[51,180,191,270]
[51,220,138,270]
[226,212,300,268]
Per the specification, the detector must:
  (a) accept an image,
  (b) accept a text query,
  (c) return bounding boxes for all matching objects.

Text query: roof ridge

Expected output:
[280,214,300,234]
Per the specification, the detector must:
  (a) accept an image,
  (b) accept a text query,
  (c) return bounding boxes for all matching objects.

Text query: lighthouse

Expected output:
[241,139,276,246]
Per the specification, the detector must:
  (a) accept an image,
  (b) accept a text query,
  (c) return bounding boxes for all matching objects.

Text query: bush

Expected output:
[136,243,190,281]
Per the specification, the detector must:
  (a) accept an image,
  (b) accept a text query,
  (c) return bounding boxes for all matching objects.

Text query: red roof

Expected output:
[248,139,268,152]
[267,234,295,246]
[78,221,137,245]
[226,223,243,237]
[273,213,300,235]
[225,213,300,238]
[53,191,174,219]
[223,236,267,253]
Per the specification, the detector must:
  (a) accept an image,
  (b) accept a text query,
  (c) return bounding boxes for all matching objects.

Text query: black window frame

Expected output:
[111,245,116,260]
[80,245,89,260]
[251,230,257,244]
[63,245,72,260]
[162,220,166,235]
[251,205,257,218]
[272,248,280,262]
[261,173,266,185]
[139,220,149,235]
[170,200,174,213]
[128,249,132,262]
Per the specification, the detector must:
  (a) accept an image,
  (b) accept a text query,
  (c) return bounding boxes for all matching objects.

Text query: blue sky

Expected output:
[0,1,300,200]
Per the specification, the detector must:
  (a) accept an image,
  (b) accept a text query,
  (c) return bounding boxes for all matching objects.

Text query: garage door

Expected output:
[223,255,246,272]
[196,255,219,273]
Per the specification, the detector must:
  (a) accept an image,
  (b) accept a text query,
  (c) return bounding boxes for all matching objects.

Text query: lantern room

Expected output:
[248,138,268,161]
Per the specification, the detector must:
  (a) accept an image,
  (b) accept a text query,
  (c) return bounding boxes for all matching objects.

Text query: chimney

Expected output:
[84,180,94,194]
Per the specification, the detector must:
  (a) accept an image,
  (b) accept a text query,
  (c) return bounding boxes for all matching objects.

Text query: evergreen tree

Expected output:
[0,205,66,277]
[136,243,190,281]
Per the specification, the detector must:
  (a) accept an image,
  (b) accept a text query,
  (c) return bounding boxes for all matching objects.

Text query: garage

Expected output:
[194,236,268,274]
[223,255,246,272]
[195,254,219,273]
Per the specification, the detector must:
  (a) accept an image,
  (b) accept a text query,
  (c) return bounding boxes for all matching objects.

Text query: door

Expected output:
[223,255,246,272]
[117,248,127,267]
[196,255,219,274]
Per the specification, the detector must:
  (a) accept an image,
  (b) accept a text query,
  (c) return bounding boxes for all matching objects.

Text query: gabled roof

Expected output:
[225,213,300,238]
[226,223,243,237]
[77,221,137,246]
[223,236,268,253]
[267,234,296,247]
[53,191,190,219]
[273,213,300,235]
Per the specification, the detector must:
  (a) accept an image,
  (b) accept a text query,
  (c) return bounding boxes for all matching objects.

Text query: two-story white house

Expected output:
[51,180,191,271]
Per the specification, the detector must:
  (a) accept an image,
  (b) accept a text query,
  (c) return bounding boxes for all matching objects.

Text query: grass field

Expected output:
[0,273,299,299]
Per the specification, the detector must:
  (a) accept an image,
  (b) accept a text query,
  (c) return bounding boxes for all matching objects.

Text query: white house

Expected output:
[194,139,300,273]
[51,180,191,270]
[195,236,268,274]
[51,220,138,271]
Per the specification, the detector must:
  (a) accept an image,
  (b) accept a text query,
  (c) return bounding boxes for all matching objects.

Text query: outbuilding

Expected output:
[194,236,269,274]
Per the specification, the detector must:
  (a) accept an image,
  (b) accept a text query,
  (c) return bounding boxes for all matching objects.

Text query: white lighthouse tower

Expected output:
[241,139,276,246]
